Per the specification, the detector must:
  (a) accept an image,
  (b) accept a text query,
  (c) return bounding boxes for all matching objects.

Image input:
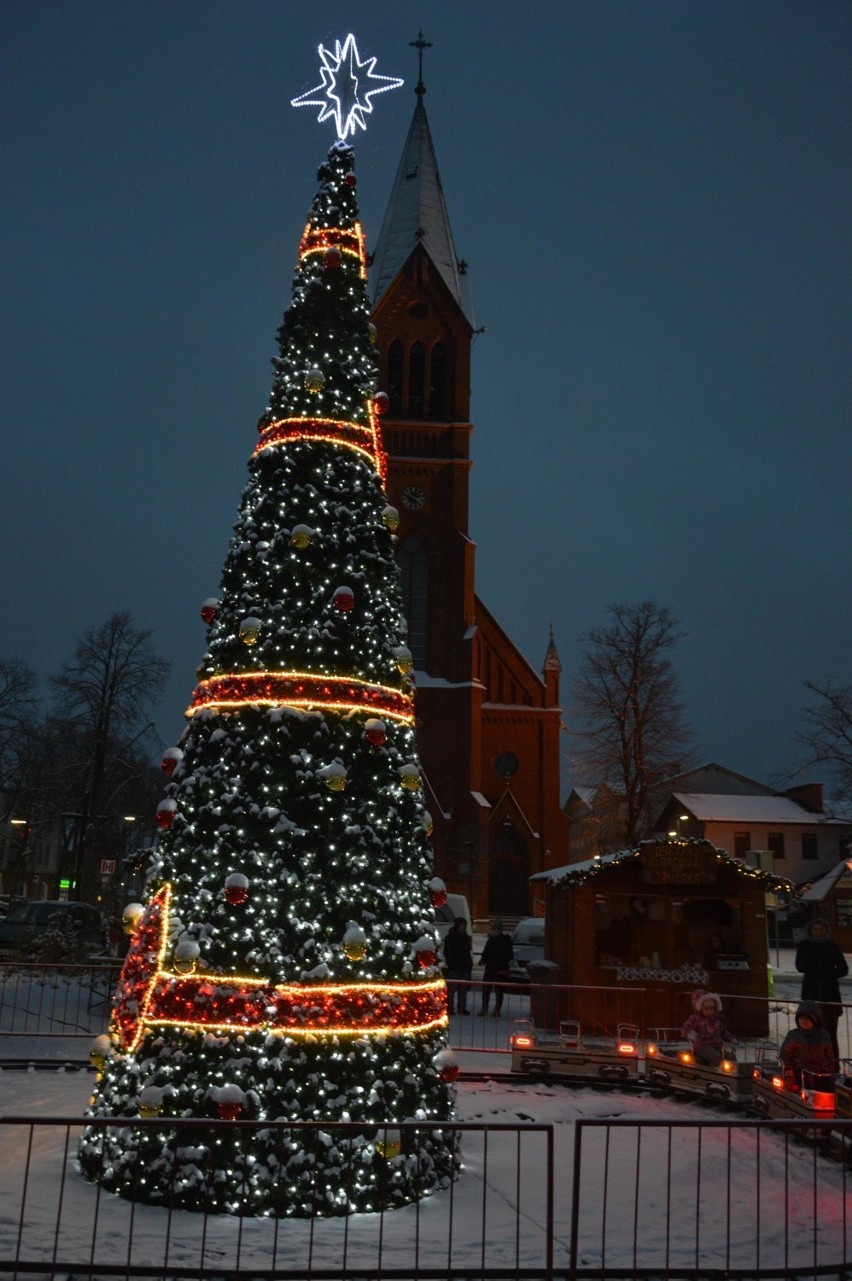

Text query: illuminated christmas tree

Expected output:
[80,37,458,1217]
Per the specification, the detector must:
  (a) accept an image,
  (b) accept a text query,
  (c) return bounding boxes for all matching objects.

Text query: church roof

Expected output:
[370,94,471,321]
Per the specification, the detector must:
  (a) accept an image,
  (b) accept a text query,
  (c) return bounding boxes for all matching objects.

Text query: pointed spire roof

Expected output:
[370,90,471,321]
[543,625,562,674]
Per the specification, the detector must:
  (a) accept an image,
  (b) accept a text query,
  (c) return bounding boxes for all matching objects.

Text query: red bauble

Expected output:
[373,392,390,416]
[217,1101,243,1120]
[332,586,355,613]
[364,718,387,747]
[417,948,437,969]
[431,888,447,909]
[156,800,177,830]
[200,597,219,625]
[224,873,250,906]
[344,174,357,188]
[324,247,342,269]
[161,747,183,777]
[441,1062,460,1084]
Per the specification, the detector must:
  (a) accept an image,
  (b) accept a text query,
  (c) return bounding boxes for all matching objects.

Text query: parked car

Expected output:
[0,900,104,961]
[507,916,547,982]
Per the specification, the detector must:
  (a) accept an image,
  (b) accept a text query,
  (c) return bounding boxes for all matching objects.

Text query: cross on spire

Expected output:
[409,29,432,98]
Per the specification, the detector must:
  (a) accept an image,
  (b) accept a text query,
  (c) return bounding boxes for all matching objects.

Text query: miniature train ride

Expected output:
[509,1017,852,1134]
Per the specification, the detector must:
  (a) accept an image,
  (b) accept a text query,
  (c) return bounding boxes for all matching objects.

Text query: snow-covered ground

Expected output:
[2,961,852,1276]
[1,1059,851,1277]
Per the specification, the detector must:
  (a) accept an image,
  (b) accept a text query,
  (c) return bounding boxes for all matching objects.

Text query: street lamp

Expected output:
[668,814,690,840]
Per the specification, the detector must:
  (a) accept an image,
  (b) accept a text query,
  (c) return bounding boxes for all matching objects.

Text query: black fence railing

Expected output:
[0,1116,554,1279]
[569,1116,852,1280]
[1,1113,851,1278]
[0,962,121,1040]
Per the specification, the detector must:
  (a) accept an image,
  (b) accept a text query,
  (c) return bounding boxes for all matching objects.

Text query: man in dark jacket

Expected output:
[479,919,513,1017]
[442,917,473,1015]
[795,917,849,1068]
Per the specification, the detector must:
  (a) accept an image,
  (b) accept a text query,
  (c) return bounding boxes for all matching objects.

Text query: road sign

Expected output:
[99,859,116,875]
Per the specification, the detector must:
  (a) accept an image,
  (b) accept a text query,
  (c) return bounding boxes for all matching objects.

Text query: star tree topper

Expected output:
[291,34,403,139]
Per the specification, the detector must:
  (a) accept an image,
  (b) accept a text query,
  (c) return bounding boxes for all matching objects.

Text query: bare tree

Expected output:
[795,680,852,809]
[0,657,39,818]
[48,613,169,902]
[570,601,693,847]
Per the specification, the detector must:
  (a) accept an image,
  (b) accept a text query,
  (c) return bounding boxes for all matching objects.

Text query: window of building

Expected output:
[398,534,428,665]
[430,342,448,419]
[594,894,744,969]
[801,833,818,861]
[387,340,404,416]
[836,898,852,929]
[734,832,751,859]
[767,832,785,860]
[408,342,425,418]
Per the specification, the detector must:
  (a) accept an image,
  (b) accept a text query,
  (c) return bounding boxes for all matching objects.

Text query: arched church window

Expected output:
[429,342,448,420]
[399,534,428,664]
[387,340,404,416]
[408,342,425,419]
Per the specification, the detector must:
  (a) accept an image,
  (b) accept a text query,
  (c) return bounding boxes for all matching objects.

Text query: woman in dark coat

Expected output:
[442,917,473,1015]
[479,919,513,1017]
[795,917,849,1068]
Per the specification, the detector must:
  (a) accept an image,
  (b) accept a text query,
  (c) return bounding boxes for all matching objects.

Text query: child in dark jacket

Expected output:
[780,1000,836,1088]
[681,989,729,1066]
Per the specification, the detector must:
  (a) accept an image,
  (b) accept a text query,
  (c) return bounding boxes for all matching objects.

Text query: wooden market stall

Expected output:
[530,838,797,1038]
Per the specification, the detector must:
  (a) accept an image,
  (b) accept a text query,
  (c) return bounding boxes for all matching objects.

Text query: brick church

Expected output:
[368,69,568,920]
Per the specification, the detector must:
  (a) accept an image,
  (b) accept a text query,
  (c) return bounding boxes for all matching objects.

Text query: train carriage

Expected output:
[644,1040,755,1103]
[510,1019,642,1082]
[751,1065,836,1122]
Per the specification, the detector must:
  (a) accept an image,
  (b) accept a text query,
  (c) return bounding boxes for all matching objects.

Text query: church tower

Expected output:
[370,46,568,918]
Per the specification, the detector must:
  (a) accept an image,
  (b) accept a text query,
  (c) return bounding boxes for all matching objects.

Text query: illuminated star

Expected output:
[291,34,403,139]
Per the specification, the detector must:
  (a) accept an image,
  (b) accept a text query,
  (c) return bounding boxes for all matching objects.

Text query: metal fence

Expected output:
[2,1113,852,1278]
[569,1116,852,1281]
[0,963,121,1041]
[0,1116,554,1280]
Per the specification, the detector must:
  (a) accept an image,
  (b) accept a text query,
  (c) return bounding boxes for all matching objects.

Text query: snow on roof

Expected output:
[531,838,797,894]
[673,792,842,825]
[801,860,852,902]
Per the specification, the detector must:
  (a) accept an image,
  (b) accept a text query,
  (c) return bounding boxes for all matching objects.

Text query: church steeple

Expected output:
[543,625,562,703]
[370,42,470,321]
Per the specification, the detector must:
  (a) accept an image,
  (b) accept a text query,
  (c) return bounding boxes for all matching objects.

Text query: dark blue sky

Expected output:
[3,2,850,795]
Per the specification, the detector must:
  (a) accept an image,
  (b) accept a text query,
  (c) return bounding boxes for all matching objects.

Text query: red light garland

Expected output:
[112,884,447,1053]
[186,671,414,721]
[254,417,387,480]
[298,222,367,278]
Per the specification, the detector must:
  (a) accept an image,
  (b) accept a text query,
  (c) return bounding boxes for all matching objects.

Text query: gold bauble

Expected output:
[375,1129,402,1158]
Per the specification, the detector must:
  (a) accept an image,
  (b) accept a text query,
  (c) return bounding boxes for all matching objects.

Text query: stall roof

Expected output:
[800,859,852,902]
[531,837,798,895]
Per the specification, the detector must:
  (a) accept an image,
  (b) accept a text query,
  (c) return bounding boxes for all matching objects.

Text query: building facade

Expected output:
[369,82,567,919]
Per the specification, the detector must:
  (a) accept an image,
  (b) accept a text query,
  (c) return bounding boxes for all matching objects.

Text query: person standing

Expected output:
[795,917,849,1069]
[479,919,513,1017]
[442,917,473,1015]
